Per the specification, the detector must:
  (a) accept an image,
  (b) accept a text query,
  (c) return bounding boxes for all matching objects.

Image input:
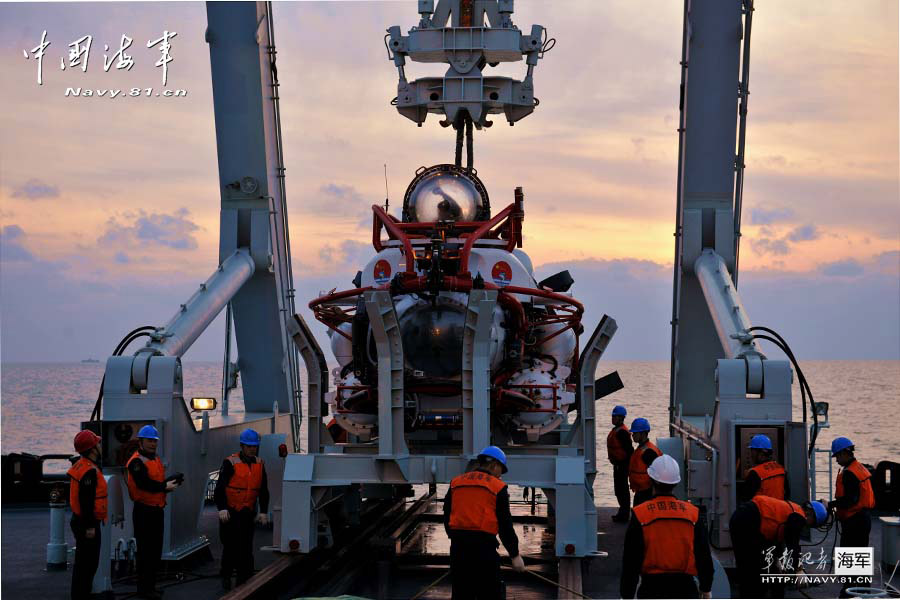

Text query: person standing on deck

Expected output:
[444,446,526,599]
[214,428,270,591]
[126,425,182,600]
[621,455,714,599]
[628,418,662,507]
[68,430,107,600]
[741,434,790,502]
[608,405,634,522]
[828,437,876,598]
[729,494,827,598]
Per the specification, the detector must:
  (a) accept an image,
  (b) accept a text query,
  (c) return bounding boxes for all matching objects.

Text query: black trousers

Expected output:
[219,509,256,584]
[613,463,631,514]
[636,573,699,599]
[71,516,101,600]
[729,514,787,599]
[133,502,164,595]
[633,488,653,508]
[839,511,871,598]
[450,538,503,600]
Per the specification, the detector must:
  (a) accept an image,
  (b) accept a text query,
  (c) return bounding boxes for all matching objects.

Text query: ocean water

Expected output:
[1,360,897,506]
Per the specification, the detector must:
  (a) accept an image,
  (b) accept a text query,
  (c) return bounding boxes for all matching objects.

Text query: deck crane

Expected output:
[664,0,812,561]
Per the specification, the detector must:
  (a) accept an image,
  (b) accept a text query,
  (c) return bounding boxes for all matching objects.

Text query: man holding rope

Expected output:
[444,446,526,599]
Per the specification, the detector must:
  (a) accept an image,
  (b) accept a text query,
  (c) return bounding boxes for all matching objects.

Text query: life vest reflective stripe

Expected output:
[629,442,662,492]
[68,458,108,521]
[607,425,630,463]
[633,496,699,575]
[448,471,506,535]
[835,461,875,521]
[224,454,264,511]
[126,451,166,508]
[751,495,804,543]
[749,461,786,500]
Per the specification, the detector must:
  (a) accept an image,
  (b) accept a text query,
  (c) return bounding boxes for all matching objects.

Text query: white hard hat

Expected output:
[647,454,681,485]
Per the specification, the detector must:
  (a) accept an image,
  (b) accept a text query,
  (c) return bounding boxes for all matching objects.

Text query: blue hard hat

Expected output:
[240,429,261,446]
[612,405,627,417]
[478,445,508,473]
[137,424,159,440]
[748,434,773,450]
[809,501,828,526]
[630,418,650,433]
[831,437,854,456]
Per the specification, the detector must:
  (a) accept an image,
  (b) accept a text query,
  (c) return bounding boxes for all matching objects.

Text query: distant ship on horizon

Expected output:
[80,358,100,363]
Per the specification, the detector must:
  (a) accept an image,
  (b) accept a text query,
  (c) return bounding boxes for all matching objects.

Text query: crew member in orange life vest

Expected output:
[741,434,790,501]
[828,437,876,598]
[621,455,713,599]
[608,405,634,522]
[126,425,182,600]
[628,418,663,507]
[68,430,107,600]
[214,428,270,590]
[729,493,827,598]
[444,446,526,600]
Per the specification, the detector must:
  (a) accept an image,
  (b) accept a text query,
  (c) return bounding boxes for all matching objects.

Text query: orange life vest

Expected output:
[126,451,166,508]
[835,460,875,521]
[749,461,786,500]
[633,495,699,575]
[629,441,663,492]
[224,454,265,511]
[751,494,804,543]
[68,457,108,521]
[448,470,507,535]
[607,424,630,463]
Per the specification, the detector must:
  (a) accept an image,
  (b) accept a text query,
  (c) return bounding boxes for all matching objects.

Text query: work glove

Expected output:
[510,555,526,573]
[165,480,181,493]
[699,592,712,599]
[255,513,269,526]
[218,510,230,523]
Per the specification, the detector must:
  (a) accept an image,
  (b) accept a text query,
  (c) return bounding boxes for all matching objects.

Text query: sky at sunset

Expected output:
[0,1,897,365]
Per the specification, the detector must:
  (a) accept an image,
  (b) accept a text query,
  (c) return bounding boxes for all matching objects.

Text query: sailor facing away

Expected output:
[444,446,526,599]
[621,454,714,599]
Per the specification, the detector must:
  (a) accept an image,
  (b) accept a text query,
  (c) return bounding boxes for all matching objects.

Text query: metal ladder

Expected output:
[809,421,834,503]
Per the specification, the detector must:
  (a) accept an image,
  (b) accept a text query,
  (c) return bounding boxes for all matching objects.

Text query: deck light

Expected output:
[190,397,217,412]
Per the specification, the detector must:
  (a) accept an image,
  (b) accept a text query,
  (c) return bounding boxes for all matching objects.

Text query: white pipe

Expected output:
[141,248,255,358]
[693,248,761,359]
[46,498,68,570]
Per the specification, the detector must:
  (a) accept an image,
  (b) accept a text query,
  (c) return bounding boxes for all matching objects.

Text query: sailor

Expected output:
[607,405,634,523]
[214,428,270,590]
[620,455,714,599]
[126,425,182,599]
[729,493,827,598]
[628,418,663,507]
[68,430,107,600]
[444,446,526,600]
[742,434,790,501]
[828,437,876,598]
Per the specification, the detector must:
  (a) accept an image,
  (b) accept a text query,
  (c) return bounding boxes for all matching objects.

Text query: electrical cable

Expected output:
[90,326,156,421]
[748,328,819,458]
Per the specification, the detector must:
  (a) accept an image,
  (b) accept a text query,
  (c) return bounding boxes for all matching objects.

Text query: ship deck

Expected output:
[2,501,893,599]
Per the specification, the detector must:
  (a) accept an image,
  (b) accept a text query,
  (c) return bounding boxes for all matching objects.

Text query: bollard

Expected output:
[46,485,68,570]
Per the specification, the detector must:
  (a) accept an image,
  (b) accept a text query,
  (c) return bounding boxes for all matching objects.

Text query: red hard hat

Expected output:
[73,430,101,454]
